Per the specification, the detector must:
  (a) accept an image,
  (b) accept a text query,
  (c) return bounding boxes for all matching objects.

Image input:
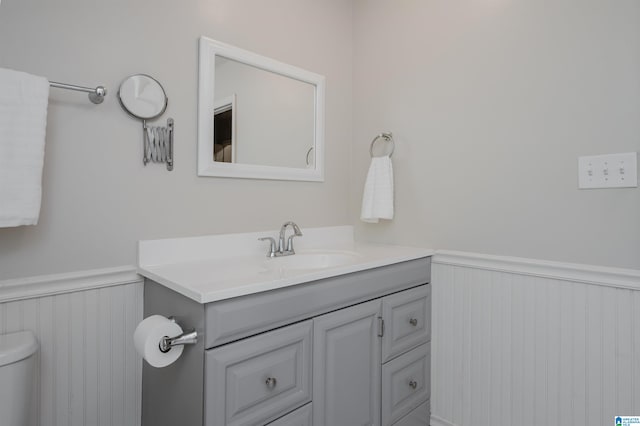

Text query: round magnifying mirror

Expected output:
[118,74,168,120]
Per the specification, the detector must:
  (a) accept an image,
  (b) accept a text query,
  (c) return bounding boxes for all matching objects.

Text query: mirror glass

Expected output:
[118,74,167,120]
[198,37,325,181]
[213,57,315,168]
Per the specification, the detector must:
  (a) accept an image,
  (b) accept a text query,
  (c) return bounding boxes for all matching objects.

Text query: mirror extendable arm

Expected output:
[118,74,174,171]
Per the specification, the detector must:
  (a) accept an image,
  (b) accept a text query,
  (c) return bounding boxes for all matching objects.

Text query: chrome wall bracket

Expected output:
[143,118,174,171]
[158,317,197,353]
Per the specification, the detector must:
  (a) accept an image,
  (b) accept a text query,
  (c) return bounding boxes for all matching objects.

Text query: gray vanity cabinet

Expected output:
[312,299,382,426]
[141,257,431,426]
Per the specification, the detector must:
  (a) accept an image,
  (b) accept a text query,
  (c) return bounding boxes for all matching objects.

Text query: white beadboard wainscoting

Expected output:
[0,267,143,426]
[431,251,640,426]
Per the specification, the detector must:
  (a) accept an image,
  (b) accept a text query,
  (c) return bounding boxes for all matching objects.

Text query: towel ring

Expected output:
[370,132,394,158]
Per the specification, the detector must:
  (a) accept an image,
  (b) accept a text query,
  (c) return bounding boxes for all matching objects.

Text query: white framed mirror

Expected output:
[198,36,325,181]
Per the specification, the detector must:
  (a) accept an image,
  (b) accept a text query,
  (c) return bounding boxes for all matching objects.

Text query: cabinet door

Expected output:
[382,285,431,362]
[313,299,382,426]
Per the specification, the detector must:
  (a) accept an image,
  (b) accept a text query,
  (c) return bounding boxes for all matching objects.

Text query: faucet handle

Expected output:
[258,237,277,258]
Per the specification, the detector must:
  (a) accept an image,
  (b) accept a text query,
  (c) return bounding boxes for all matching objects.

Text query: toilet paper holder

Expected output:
[158,317,198,353]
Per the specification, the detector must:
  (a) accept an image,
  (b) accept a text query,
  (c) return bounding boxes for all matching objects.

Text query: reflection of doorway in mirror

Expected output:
[213,94,236,163]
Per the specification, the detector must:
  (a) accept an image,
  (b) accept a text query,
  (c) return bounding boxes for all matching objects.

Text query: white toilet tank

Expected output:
[0,331,38,426]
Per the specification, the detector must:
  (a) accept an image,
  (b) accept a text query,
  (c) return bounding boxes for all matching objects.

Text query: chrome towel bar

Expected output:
[49,81,107,104]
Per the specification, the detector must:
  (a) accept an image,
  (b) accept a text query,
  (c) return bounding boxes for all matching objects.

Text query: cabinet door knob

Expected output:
[409,318,418,326]
[265,377,277,388]
[409,380,418,389]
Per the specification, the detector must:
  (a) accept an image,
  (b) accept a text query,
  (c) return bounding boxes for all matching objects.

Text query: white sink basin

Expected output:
[263,250,362,271]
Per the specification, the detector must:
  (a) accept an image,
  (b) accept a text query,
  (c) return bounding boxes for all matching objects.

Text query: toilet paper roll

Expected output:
[134,315,184,368]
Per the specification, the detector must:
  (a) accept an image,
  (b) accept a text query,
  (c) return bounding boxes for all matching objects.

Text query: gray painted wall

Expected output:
[4,0,638,275]
[352,0,640,269]
[0,0,353,279]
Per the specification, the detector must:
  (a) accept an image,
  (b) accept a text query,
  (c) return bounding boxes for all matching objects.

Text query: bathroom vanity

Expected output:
[137,226,433,426]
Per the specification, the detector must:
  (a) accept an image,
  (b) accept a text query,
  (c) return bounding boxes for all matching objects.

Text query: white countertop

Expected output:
[138,226,434,304]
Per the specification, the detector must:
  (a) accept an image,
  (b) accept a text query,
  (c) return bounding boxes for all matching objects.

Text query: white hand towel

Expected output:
[0,68,50,227]
[360,156,394,223]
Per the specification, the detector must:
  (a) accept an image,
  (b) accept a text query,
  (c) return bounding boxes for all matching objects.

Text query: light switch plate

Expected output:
[578,152,637,189]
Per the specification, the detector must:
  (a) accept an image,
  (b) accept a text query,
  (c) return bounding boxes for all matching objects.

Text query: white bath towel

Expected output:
[360,156,394,223]
[0,68,50,227]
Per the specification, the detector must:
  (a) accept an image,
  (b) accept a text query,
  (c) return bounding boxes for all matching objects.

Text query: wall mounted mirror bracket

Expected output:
[118,74,174,171]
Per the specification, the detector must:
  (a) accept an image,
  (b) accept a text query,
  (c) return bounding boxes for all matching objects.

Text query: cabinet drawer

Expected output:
[382,285,431,362]
[382,343,430,426]
[205,321,312,426]
[267,403,312,426]
[392,400,429,426]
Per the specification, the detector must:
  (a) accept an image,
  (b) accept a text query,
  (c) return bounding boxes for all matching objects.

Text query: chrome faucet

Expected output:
[259,221,303,257]
[278,221,303,255]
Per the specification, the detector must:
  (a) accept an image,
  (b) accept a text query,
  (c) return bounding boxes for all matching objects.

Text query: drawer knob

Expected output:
[409,380,418,389]
[265,377,277,389]
[409,318,418,326]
